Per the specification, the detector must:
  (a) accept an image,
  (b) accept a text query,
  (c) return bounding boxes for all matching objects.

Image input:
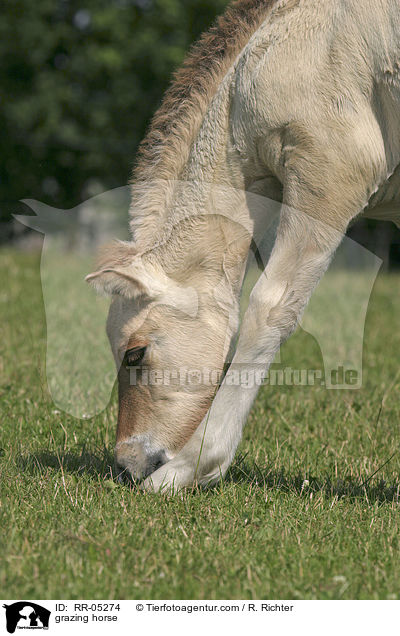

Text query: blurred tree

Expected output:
[1,0,398,265]
[0,0,228,224]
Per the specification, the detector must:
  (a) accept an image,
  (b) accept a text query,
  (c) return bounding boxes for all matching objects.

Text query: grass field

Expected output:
[1,247,400,600]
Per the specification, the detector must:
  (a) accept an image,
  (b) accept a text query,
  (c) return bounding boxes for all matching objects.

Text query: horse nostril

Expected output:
[115,446,168,482]
[115,460,132,485]
[153,459,164,471]
[148,451,168,475]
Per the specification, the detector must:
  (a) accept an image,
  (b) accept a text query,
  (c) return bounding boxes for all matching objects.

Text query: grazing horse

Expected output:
[87,0,400,491]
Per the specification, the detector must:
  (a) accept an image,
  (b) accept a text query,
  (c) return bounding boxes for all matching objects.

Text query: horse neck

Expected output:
[129,63,250,251]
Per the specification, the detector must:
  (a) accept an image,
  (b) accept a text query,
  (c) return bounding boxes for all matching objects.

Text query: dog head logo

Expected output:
[2,603,50,633]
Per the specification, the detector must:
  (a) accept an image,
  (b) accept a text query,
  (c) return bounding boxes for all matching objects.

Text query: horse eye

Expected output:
[125,346,147,367]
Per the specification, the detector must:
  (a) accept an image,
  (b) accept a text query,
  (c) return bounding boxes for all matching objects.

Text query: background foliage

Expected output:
[0,0,399,264]
[0,0,227,221]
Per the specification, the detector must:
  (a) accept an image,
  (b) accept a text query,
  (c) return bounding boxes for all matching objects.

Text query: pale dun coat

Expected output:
[87,0,400,491]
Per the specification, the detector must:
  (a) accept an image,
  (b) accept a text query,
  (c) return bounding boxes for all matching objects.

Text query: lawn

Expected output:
[1,247,399,600]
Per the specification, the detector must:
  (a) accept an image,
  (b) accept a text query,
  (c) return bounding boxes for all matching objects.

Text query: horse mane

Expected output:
[133,0,277,183]
[129,0,281,247]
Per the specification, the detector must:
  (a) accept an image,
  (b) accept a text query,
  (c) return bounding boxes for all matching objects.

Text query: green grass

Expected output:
[1,247,400,600]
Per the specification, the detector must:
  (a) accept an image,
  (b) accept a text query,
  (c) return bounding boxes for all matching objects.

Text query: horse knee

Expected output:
[267,301,299,341]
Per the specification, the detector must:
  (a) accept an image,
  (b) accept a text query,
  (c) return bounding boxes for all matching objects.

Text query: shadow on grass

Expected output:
[18,444,115,481]
[17,447,400,503]
[225,453,400,504]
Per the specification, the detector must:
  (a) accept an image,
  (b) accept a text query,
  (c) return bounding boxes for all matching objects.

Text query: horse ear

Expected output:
[86,265,198,316]
[85,267,153,299]
[85,241,199,316]
[85,241,163,299]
